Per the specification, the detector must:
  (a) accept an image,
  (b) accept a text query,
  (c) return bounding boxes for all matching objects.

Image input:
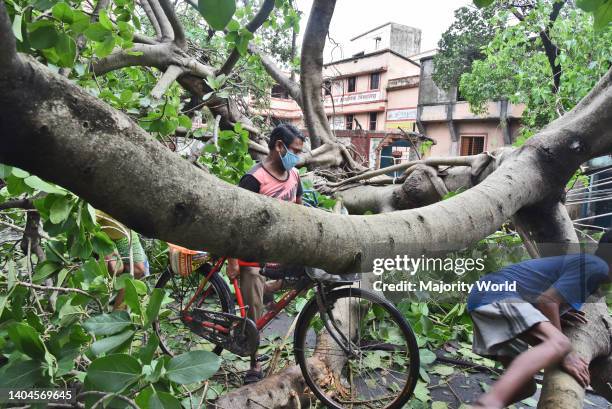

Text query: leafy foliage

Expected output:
[432,6,499,91]
[462,1,612,142]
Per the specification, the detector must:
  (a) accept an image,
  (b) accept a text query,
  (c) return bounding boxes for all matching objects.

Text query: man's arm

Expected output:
[536,287,590,386]
[295,175,303,205]
[535,287,566,331]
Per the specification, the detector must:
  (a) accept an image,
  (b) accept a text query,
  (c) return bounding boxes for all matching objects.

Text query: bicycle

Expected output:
[153,252,420,409]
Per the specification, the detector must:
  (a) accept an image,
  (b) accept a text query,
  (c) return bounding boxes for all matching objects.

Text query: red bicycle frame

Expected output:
[181,257,310,331]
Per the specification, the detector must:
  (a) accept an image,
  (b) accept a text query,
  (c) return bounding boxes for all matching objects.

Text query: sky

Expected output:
[294,0,473,61]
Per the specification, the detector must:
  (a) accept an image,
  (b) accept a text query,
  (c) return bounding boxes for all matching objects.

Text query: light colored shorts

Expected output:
[470,298,549,358]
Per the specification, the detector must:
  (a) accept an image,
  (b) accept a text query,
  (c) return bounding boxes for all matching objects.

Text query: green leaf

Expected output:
[203,143,218,153]
[577,0,606,12]
[98,10,113,30]
[198,0,236,31]
[28,22,59,49]
[49,195,72,224]
[432,365,454,376]
[120,89,133,103]
[0,164,13,178]
[90,329,135,357]
[92,231,115,256]
[473,0,494,7]
[144,288,164,327]
[12,14,23,42]
[11,167,29,178]
[7,323,47,361]
[594,0,612,31]
[33,260,61,282]
[414,381,430,402]
[0,360,44,388]
[94,35,116,57]
[70,11,90,34]
[178,114,192,129]
[149,391,182,409]
[84,23,111,42]
[52,2,74,23]
[124,279,142,316]
[86,354,142,392]
[419,349,437,365]
[0,294,9,318]
[165,350,221,384]
[23,175,66,194]
[55,33,77,68]
[138,333,159,365]
[83,311,132,336]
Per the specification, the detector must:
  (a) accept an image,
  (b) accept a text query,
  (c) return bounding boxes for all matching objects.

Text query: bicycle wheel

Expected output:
[154,265,235,356]
[294,287,419,409]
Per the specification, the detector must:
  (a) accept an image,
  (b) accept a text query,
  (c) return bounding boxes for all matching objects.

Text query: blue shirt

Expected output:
[467,254,609,312]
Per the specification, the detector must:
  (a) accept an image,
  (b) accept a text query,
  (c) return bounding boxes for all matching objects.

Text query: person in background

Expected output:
[96,210,149,309]
[226,123,305,384]
[468,231,612,409]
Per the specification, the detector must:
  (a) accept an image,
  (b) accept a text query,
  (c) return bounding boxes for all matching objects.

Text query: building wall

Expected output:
[417,55,525,158]
[426,120,521,157]
[347,23,421,59]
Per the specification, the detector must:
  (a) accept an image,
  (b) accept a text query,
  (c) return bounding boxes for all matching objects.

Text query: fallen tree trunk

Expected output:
[1,41,611,272]
[538,298,612,409]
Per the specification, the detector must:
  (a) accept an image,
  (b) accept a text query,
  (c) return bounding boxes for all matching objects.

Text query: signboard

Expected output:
[325,90,381,107]
[386,108,417,121]
[386,120,415,130]
[329,116,344,130]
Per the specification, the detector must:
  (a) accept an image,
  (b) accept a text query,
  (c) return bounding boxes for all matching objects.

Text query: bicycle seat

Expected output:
[305,267,361,284]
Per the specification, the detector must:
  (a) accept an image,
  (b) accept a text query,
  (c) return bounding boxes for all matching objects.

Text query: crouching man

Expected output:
[468,231,612,408]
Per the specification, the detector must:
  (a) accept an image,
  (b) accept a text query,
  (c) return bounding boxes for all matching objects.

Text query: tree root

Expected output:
[215,358,323,409]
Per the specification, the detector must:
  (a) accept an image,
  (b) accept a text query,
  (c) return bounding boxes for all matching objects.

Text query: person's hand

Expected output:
[226,259,240,280]
[561,351,590,387]
[561,309,588,328]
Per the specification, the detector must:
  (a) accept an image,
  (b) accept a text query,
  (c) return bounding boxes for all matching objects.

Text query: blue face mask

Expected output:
[280,142,300,171]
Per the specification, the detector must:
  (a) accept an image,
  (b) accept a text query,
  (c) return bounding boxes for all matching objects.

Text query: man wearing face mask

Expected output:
[226,123,305,384]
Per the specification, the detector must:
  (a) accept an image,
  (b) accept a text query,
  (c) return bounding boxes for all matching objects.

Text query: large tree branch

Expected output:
[300,0,337,148]
[139,0,163,40]
[1,35,611,273]
[147,0,174,42]
[217,0,275,76]
[91,42,214,79]
[158,0,186,48]
[150,64,184,99]
[539,0,565,93]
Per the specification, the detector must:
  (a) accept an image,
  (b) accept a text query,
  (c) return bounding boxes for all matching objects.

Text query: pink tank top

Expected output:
[248,164,301,202]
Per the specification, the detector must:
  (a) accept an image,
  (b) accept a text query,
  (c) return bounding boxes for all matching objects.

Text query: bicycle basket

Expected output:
[168,243,211,277]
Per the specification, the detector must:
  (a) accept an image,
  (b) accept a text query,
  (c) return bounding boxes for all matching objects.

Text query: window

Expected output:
[370,72,380,90]
[271,84,289,99]
[369,112,377,131]
[374,36,381,50]
[345,114,354,130]
[460,135,485,156]
[347,76,356,93]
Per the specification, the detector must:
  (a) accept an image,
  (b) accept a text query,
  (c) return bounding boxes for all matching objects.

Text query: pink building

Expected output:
[264,23,523,168]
